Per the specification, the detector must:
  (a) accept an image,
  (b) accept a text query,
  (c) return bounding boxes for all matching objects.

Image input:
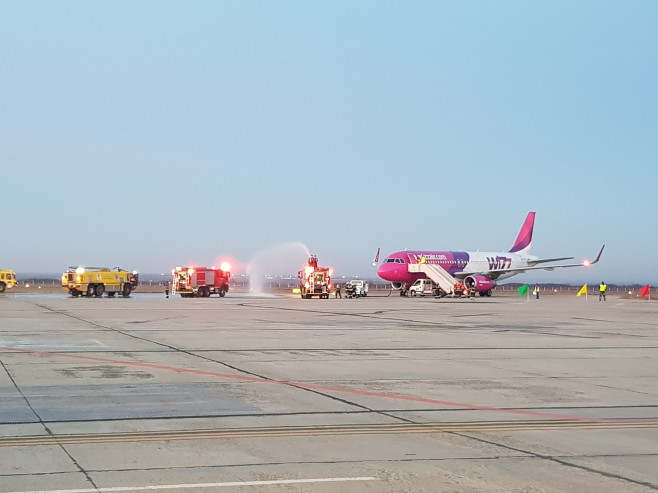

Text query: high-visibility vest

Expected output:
[600,284,607,292]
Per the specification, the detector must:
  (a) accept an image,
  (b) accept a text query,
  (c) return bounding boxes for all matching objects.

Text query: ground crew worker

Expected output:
[599,281,607,301]
[534,283,540,299]
[165,281,170,298]
[335,283,341,299]
[469,282,476,300]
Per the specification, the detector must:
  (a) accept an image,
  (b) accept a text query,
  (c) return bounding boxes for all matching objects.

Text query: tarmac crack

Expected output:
[0,358,102,492]
[3,453,656,478]
[451,432,658,491]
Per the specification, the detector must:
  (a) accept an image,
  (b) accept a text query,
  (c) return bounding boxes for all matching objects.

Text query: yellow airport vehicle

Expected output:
[61,266,139,297]
[0,269,17,293]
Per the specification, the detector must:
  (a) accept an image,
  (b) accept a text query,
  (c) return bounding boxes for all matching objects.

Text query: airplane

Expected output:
[376,212,604,297]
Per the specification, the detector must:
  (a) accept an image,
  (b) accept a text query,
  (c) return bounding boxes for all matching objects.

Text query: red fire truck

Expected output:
[298,255,332,299]
[171,264,230,298]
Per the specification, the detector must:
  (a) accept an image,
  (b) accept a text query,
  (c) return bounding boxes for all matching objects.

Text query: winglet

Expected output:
[585,244,605,266]
[509,212,535,253]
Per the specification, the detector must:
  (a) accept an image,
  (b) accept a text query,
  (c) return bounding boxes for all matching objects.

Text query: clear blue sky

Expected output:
[2,1,656,284]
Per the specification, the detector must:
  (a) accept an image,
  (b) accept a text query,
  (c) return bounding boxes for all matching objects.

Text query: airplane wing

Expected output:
[455,245,605,280]
[528,257,573,265]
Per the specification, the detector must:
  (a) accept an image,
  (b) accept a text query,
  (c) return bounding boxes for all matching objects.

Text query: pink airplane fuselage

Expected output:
[377,250,528,286]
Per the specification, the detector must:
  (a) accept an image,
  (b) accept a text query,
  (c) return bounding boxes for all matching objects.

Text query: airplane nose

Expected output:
[377,263,391,280]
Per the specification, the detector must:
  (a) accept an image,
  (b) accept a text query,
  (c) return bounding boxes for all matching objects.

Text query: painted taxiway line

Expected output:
[3,420,658,447]
[2,476,378,493]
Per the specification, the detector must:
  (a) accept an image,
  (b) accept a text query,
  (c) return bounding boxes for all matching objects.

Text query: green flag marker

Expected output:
[518,284,529,296]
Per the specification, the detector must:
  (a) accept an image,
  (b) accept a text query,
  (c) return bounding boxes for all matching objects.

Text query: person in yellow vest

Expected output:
[599,282,607,301]
[534,284,540,299]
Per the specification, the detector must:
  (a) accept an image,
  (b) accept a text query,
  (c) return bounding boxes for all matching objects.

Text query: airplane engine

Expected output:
[391,282,403,290]
[464,275,495,296]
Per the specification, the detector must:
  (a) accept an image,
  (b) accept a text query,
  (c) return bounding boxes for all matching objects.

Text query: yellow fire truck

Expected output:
[0,269,17,293]
[61,267,139,297]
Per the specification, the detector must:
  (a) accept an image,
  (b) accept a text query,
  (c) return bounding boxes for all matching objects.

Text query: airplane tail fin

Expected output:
[509,212,535,253]
[372,248,380,266]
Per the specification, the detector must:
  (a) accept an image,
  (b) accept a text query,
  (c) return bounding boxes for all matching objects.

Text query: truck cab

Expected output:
[0,269,17,293]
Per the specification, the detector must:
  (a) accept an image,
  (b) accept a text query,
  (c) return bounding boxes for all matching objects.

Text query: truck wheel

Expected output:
[122,284,132,297]
[86,285,95,297]
[219,287,226,298]
[71,290,80,297]
[0,282,5,293]
[95,284,105,297]
[205,287,211,297]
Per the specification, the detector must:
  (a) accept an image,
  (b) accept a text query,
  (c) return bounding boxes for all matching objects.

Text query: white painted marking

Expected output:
[4,476,377,493]
[0,339,107,351]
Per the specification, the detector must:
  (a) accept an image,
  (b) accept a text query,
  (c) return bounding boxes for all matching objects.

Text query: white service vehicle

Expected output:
[408,278,445,297]
[345,280,369,298]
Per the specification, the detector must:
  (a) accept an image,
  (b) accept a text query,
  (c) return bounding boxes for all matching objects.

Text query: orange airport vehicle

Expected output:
[61,266,139,297]
[298,255,332,299]
[171,264,230,298]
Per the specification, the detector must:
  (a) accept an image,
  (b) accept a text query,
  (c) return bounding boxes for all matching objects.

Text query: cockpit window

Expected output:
[385,258,405,263]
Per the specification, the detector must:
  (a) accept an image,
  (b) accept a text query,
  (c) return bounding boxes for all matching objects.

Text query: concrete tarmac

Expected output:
[0,291,657,492]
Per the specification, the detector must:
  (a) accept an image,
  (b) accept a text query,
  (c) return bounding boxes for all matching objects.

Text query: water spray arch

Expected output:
[247,242,311,294]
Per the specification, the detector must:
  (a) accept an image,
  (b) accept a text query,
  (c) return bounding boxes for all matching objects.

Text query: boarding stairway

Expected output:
[408,263,457,295]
